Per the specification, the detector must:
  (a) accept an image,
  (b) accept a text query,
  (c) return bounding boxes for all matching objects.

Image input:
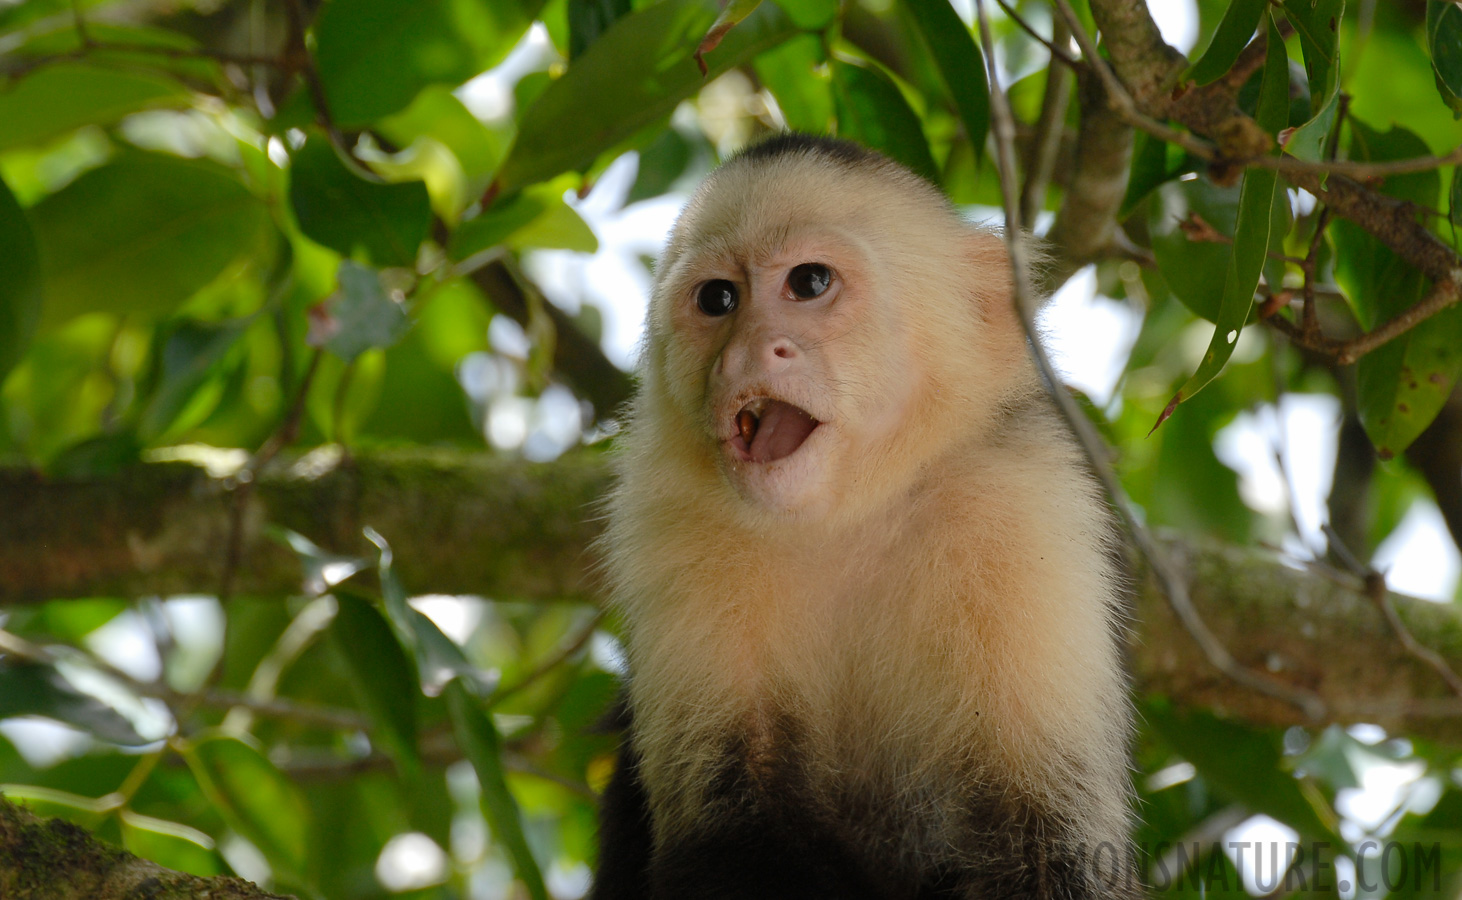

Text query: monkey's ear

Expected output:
[966,230,1025,343]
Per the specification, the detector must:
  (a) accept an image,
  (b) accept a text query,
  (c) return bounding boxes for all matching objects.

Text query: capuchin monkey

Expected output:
[593,134,1138,899]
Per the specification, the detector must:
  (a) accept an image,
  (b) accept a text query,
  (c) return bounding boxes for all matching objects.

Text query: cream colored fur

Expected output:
[601,147,1133,867]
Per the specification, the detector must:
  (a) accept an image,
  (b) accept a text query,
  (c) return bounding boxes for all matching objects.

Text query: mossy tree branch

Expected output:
[4,450,1462,741]
[0,798,293,900]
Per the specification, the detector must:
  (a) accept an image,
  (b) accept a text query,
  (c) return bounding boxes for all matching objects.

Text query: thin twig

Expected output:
[1333,277,1462,365]
[1054,0,1462,364]
[490,611,605,707]
[1300,207,1332,338]
[1048,0,1462,185]
[218,347,324,604]
[280,0,346,147]
[993,0,1080,67]
[1325,525,1462,700]
[1020,14,1073,225]
[1,39,287,79]
[983,0,1327,721]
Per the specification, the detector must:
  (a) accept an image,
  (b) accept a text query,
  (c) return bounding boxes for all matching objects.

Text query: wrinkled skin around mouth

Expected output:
[728,398,820,463]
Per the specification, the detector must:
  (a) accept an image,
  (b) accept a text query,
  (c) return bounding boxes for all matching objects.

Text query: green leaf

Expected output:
[378,84,510,181]
[568,0,634,58]
[29,153,271,328]
[269,526,370,596]
[1452,164,1462,234]
[1281,0,1344,160]
[365,528,497,696]
[1331,120,1455,458]
[1282,0,1345,114]
[498,0,798,191]
[138,317,252,441]
[1147,706,1339,842]
[0,64,191,153]
[452,193,550,259]
[0,662,148,746]
[626,127,700,204]
[322,262,411,363]
[1186,0,1267,85]
[446,680,548,900]
[184,731,312,879]
[1156,14,1285,428]
[1282,89,1339,162]
[1121,132,1195,218]
[119,810,224,877]
[1356,308,1462,461]
[695,0,764,75]
[313,0,540,127]
[289,134,432,268]
[0,175,42,385]
[902,0,989,159]
[1427,0,1462,115]
[830,59,938,183]
[754,33,833,133]
[773,0,839,29]
[451,179,598,260]
[330,591,421,775]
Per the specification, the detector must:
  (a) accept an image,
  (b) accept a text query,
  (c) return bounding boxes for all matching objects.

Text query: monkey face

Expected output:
[650,222,921,518]
[637,149,1020,524]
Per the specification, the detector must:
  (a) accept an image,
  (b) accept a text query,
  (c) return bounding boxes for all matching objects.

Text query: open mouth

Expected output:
[731,398,819,463]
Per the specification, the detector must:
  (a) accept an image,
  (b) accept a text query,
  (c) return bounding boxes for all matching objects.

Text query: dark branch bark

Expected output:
[5,451,1462,741]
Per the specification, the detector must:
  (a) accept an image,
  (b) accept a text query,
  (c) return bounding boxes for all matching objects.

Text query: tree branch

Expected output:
[0,799,293,900]
[7,452,1462,741]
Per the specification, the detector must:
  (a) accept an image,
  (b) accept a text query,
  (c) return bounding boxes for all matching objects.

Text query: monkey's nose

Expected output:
[762,337,797,372]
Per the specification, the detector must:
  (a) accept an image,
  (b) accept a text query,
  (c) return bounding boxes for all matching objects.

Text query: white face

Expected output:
[656,228,918,517]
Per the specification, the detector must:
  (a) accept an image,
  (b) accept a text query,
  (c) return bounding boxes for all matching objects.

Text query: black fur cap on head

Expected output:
[731,133,884,168]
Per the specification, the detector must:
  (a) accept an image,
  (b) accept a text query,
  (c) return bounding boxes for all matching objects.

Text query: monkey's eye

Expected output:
[788,263,832,300]
[696,280,738,316]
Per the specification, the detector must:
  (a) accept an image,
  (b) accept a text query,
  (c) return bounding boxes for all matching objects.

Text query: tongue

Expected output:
[748,400,818,462]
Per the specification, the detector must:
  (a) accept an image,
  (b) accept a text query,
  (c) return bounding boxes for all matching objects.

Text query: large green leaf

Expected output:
[29,152,271,328]
[754,33,833,133]
[184,731,312,880]
[450,179,598,260]
[0,175,42,384]
[1147,706,1339,843]
[446,680,548,900]
[0,64,191,153]
[830,59,938,183]
[1330,120,1455,459]
[365,528,497,696]
[138,317,252,441]
[1187,0,1267,85]
[1281,0,1344,160]
[902,0,989,159]
[1121,131,1195,218]
[1282,0,1344,111]
[330,591,420,775]
[378,85,510,181]
[0,661,149,745]
[1427,0,1462,116]
[568,0,634,59]
[1156,14,1286,428]
[313,0,541,127]
[497,0,798,191]
[289,134,432,268]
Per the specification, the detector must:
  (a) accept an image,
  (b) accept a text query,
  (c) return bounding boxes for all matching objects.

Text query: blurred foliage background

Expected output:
[2,0,1462,896]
